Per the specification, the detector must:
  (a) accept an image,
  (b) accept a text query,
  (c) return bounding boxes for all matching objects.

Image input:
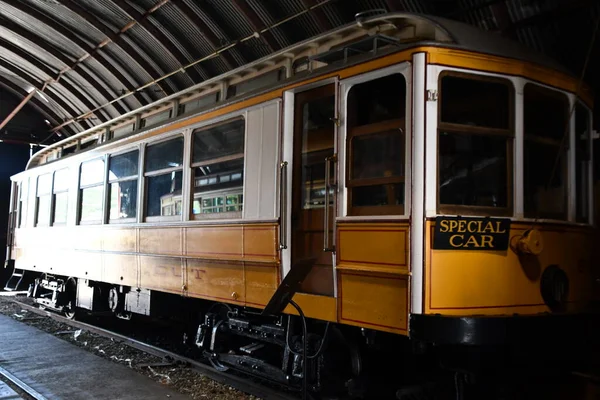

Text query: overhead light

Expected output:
[44,119,50,125]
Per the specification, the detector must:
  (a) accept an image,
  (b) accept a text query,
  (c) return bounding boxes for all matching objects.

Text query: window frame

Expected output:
[17,179,28,228]
[574,100,594,225]
[51,168,69,226]
[108,148,140,224]
[340,64,412,218]
[190,117,246,221]
[143,134,185,223]
[35,173,53,227]
[522,82,570,221]
[78,157,107,225]
[436,70,515,217]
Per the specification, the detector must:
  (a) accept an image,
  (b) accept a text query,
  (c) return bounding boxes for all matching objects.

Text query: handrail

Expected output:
[279,161,288,250]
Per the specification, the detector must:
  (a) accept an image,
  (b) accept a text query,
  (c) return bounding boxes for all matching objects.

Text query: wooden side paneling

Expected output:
[140,227,182,255]
[139,255,183,294]
[102,228,136,253]
[244,263,278,307]
[425,220,596,315]
[185,226,243,259]
[283,293,337,322]
[242,225,278,263]
[339,271,408,333]
[186,259,245,304]
[337,222,409,274]
[103,253,137,287]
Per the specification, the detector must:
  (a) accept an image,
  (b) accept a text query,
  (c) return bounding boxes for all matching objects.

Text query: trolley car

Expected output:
[4,12,599,398]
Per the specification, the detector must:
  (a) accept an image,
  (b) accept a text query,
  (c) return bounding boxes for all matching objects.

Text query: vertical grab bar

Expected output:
[279,161,288,250]
[323,155,336,252]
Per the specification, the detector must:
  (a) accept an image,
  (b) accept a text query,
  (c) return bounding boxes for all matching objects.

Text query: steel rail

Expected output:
[7,298,297,400]
[0,366,48,400]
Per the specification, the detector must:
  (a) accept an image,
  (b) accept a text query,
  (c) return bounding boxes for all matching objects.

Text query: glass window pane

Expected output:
[80,185,104,222]
[36,195,51,226]
[194,159,244,192]
[351,131,403,179]
[575,104,591,222]
[145,137,183,172]
[352,184,403,207]
[53,192,68,224]
[147,171,183,217]
[110,180,138,220]
[53,169,70,192]
[81,159,105,186]
[440,75,511,129]
[524,84,568,141]
[438,132,509,208]
[348,74,405,127]
[193,119,245,164]
[37,174,52,195]
[524,142,567,219]
[109,150,139,181]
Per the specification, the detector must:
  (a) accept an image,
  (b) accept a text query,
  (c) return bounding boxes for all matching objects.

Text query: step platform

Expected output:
[0,313,190,399]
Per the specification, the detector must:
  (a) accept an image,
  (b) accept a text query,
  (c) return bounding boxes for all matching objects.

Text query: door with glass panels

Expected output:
[282,84,337,297]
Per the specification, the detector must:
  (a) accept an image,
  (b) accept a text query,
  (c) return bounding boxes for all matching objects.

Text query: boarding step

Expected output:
[4,268,25,291]
[239,342,265,355]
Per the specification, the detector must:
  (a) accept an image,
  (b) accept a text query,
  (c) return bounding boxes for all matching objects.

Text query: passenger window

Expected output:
[575,103,592,223]
[109,150,139,221]
[35,173,52,227]
[52,169,69,225]
[438,73,513,213]
[346,74,406,215]
[18,179,28,228]
[145,137,183,218]
[523,83,569,220]
[191,119,245,217]
[79,158,105,223]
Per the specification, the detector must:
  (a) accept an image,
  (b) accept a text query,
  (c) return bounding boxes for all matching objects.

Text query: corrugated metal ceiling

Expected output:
[0,0,597,142]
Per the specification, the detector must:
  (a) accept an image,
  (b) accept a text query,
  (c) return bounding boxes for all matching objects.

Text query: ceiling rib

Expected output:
[231,0,280,52]
[301,0,333,31]
[109,0,209,83]
[7,0,148,108]
[385,0,406,12]
[0,77,78,137]
[0,59,93,132]
[0,14,128,118]
[58,0,176,97]
[0,37,112,124]
[170,0,238,70]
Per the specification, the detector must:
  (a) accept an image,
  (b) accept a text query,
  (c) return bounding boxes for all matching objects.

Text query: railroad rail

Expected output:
[5,297,298,400]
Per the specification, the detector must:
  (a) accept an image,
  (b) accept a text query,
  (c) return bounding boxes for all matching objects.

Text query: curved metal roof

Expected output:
[0,0,598,144]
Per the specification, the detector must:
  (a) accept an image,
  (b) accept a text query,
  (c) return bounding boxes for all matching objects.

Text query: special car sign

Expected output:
[433,216,511,250]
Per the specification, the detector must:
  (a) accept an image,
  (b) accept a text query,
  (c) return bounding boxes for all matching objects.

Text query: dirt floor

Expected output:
[0,296,259,400]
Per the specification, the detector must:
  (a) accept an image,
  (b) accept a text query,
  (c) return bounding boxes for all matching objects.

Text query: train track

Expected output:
[6,297,298,400]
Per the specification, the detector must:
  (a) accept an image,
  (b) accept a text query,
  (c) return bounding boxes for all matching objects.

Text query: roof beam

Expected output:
[57,0,177,96]
[505,0,596,32]
[7,0,150,107]
[0,37,112,123]
[385,0,406,12]
[0,77,79,138]
[231,0,280,52]
[109,0,208,84]
[489,1,517,40]
[0,60,94,131]
[0,14,129,117]
[300,0,333,31]
[170,0,237,70]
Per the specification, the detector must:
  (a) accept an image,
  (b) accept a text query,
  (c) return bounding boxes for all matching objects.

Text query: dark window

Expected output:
[36,173,52,226]
[79,158,105,223]
[17,180,27,228]
[192,119,245,217]
[109,150,139,221]
[346,73,406,215]
[438,73,514,214]
[145,137,184,218]
[523,83,569,220]
[575,103,592,223]
[52,168,69,225]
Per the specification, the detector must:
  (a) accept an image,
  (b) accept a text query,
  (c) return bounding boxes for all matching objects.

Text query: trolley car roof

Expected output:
[0,1,597,147]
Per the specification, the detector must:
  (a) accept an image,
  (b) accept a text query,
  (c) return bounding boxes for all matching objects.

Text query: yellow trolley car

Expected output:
[4,12,598,399]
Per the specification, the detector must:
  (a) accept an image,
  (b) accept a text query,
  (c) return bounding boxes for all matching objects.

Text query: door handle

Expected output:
[323,155,336,252]
[279,161,288,250]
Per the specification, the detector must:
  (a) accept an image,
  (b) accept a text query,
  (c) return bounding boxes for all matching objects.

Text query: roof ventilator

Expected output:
[304,34,402,72]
